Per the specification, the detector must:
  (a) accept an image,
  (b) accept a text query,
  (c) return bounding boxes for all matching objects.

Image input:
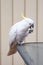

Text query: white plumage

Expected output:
[9,18,34,44]
[8,17,34,56]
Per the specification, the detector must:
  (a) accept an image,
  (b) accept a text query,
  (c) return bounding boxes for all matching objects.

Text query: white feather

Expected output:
[9,18,34,44]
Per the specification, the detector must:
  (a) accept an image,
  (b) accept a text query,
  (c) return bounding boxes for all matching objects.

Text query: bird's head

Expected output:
[25,18,34,33]
[21,14,34,33]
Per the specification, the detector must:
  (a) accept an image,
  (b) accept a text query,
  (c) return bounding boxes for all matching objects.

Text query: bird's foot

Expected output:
[17,42,23,46]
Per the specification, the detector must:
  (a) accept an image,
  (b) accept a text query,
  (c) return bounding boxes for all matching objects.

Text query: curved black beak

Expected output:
[29,24,34,33]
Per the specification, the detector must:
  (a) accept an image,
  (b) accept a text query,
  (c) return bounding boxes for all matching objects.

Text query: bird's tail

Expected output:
[7,42,17,56]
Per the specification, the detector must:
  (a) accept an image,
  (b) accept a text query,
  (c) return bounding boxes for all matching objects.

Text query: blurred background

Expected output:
[0,0,43,65]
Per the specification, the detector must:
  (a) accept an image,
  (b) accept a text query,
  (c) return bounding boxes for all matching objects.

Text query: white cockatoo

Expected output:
[7,16,34,56]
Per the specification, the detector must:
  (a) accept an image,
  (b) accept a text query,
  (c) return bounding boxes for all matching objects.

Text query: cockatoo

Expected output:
[7,16,34,56]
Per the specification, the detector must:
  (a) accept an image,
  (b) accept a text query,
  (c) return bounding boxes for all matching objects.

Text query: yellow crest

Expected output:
[21,13,25,19]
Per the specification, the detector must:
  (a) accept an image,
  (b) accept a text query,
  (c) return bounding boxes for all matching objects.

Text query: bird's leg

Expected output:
[17,41,21,45]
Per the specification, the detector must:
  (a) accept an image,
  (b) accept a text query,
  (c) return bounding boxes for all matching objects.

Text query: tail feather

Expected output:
[7,42,17,56]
